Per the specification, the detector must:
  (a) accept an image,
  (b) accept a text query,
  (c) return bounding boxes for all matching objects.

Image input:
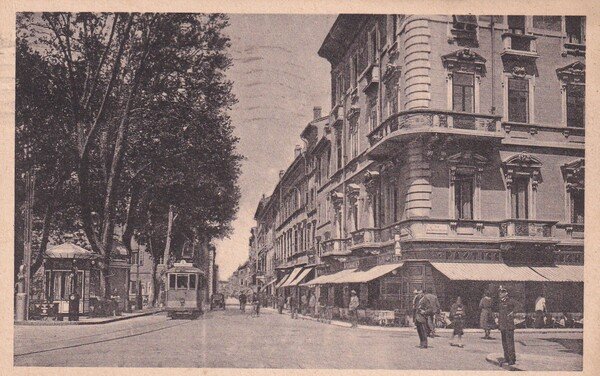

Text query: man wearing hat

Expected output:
[349,290,360,328]
[498,285,518,365]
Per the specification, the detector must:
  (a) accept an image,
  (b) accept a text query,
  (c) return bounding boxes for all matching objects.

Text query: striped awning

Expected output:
[531,265,583,282]
[430,262,547,282]
[279,267,304,288]
[287,267,314,287]
[275,273,291,289]
[303,268,358,286]
[338,263,404,283]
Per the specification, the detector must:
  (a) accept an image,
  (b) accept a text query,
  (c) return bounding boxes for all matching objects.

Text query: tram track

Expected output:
[14,316,197,357]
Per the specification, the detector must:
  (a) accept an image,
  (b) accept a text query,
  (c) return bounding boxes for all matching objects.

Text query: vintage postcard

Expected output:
[1,0,599,374]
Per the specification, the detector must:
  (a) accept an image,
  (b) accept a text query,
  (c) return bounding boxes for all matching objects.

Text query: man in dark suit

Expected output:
[498,286,517,365]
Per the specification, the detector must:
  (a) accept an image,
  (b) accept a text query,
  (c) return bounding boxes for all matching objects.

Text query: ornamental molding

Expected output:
[556,61,585,84]
[442,48,486,74]
[562,158,585,191]
[502,153,543,188]
[382,63,401,83]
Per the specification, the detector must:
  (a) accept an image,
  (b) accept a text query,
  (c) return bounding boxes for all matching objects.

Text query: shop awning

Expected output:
[275,273,291,289]
[263,278,277,288]
[303,268,357,285]
[339,263,404,283]
[287,267,314,286]
[430,262,547,282]
[531,265,583,282]
[280,267,304,288]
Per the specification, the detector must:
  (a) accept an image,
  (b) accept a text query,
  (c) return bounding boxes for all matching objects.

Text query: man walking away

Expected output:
[415,291,431,348]
[449,296,466,348]
[498,286,517,366]
[349,290,359,328]
[277,294,285,314]
[424,287,440,337]
[479,291,494,339]
[239,291,247,313]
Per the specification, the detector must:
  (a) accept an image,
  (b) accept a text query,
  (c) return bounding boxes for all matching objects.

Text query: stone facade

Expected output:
[249,15,584,320]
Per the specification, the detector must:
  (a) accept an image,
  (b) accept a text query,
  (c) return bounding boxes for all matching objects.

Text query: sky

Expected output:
[214,14,337,279]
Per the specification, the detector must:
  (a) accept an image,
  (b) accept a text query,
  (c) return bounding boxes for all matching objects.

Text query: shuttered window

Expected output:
[508,77,529,123]
[452,73,475,112]
[511,176,529,219]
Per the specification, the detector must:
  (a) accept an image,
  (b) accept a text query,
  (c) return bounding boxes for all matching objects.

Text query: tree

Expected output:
[15,38,80,278]
[16,13,242,300]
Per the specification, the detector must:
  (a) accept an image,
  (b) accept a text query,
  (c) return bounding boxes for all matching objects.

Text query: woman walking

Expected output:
[450,297,466,348]
[479,291,494,339]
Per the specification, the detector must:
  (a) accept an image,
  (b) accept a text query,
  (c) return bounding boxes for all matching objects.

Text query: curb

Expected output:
[262,308,583,334]
[485,354,523,371]
[15,309,164,326]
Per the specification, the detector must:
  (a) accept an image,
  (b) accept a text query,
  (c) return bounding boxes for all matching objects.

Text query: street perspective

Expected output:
[13,13,585,372]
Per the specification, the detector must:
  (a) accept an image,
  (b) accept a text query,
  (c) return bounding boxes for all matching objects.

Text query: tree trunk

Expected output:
[30,201,54,277]
[163,205,174,265]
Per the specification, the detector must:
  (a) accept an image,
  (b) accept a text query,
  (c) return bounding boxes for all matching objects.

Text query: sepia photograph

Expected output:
[7,5,590,372]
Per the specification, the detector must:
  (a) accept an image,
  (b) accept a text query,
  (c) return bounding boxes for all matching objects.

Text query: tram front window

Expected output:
[169,274,176,289]
[176,274,188,289]
[189,274,197,289]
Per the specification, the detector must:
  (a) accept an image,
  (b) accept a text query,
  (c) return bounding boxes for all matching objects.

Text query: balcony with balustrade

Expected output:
[367,109,503,158]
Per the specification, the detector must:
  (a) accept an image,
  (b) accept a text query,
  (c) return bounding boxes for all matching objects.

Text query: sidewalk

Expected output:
[486,352,583,371]
[15,307,163,326]
[261,307,583,334]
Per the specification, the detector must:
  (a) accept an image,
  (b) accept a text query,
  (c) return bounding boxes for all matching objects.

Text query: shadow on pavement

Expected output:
[542,338,583,355]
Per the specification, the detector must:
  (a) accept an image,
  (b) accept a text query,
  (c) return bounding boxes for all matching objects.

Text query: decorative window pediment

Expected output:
[447,151,489,177]
[562,159,584,191]
[556,61,585,84]
[502,153,542,188]
[382,63,401,83]
[330,191,344,208]
[442,48,486,75]
[346,183,361,202]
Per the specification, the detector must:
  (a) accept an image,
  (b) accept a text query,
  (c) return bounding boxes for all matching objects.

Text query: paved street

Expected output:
[14,305,582,369]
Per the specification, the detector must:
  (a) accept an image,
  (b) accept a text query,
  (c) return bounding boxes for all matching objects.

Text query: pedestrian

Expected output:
[498,286,518,366]
[289,294,298,319]
[415,291,431,349]
[534,294,546,328]
[301,292,308,315]
[423,287,440,337]
[238,291,247,312]
[277,294,285,314]
[479,290,494,339]
[449,296,466,348]
[308,291,316,317]
[349,290,359,328]
[252,291,261,317]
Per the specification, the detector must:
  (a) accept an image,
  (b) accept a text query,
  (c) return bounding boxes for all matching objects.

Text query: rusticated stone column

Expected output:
[405,138,432,218]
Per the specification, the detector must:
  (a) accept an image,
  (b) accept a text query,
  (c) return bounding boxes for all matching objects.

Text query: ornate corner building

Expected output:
[251,15,584,322]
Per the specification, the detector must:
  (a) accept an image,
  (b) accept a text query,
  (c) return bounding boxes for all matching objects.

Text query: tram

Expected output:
[165,260,204,319]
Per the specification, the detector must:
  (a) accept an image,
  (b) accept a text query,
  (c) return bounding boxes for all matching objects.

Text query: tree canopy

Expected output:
[16,12,242,298]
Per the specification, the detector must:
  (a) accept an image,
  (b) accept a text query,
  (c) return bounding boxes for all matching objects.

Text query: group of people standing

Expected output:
[412,286,518,366]
[238,290,261,317]
[276,290,318,319]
